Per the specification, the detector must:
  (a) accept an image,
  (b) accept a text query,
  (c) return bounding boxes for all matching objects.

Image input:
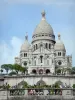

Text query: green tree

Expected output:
[0,69,3,74]
[65,67,71,74]
[13,64,21,74]
[9,71,17,76]
[71,67,75,74]
[8,64,14,71]
[1,64,10,74]
[12,64,27,74]
[57,69,61,74]
[21,67,28,74]
[73,84,75,88]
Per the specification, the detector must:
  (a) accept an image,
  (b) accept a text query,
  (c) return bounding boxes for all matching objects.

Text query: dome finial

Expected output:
[25,32,28,40]
[41,10,46,20]
[58,33,61,40]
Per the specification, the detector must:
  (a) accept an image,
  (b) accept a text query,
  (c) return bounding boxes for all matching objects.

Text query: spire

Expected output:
[25,32,28,40]
[41,10,46,20]
[58,33,61,40]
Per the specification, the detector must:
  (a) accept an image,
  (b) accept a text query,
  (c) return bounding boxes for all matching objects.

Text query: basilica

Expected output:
[15,10,72,75]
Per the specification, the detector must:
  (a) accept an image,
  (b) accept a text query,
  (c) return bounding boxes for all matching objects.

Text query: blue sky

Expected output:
[0,0,75,67]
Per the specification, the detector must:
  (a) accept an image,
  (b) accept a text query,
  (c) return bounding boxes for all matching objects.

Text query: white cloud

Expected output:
[0,36,23,66]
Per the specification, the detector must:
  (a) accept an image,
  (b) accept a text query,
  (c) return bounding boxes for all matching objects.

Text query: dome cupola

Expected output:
[32,10,55,43]
[54,33,65,51]
[20,33,30,52]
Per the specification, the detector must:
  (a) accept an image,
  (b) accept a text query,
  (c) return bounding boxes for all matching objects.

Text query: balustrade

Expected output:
[0,88,74,96]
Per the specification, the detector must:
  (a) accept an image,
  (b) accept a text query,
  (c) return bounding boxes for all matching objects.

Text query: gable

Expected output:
[33,46,51,54]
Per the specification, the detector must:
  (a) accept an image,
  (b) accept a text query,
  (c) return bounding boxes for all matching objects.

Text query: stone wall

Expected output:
[0,95,75,100]
[3,75,75,87]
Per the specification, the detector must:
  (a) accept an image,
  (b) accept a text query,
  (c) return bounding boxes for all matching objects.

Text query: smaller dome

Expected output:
[54,33,65,51]
[20,34,30,51]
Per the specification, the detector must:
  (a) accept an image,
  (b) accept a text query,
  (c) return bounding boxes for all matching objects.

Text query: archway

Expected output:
[36,80,46,86]
[55,81,64,88]
[39,69,43,74]
[46,69,50,74]
[32,69,37,74]
[17,80,28,88]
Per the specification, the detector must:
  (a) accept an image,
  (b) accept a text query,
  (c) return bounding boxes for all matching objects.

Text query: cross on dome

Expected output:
[41,10,46,20]
[25,32,28,40]
[58,33,61,40]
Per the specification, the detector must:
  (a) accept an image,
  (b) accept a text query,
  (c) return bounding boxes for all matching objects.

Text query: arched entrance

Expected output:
[39,69,43,74]
[46,69,50,74]
[32,69,37,74]
[36,80,46,86]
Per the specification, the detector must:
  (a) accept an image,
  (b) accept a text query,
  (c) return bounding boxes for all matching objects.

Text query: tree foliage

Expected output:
[1,63,28,75]
[9,71,17,76]
[71,67,75,74]
[0,69,3,74]
[73,84,75,88]
[56,69,61,74]
[1,64,10,74]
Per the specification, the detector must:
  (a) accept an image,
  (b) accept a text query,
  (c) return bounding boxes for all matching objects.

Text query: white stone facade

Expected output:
[15,10,72,75]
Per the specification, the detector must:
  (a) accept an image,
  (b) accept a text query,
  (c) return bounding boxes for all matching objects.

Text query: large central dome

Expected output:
[32,10,55,43]
[33,10,54,35]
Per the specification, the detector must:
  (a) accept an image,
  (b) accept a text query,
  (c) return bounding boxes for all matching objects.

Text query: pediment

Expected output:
[33,46,50,54]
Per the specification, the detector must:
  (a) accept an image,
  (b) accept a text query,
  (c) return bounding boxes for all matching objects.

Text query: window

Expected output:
[45,43,48,49]
[24,61,27,66]
[42,35,44,36]
[24,53,27,57]
[49,44,51,49]
[58,52,61,56]
[40,56,43,63]
[36,44,37,49]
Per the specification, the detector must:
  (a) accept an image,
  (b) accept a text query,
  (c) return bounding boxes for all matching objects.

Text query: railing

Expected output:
[0,89,75,100]
[0,88,75,96]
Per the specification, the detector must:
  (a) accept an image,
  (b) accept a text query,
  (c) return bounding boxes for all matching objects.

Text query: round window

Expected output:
[24,62,27,66]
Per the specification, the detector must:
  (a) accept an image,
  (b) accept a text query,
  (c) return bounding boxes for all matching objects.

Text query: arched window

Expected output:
[46,69,50,74]
[49,44,51,49]
[40,56,43,63]
[58,52,61,56]
[24,53,27,57]
[32,69,36,74]
[36,44,37,49]
[39,69,43,74]
[46,43,48,49]
[60,52,61,56]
